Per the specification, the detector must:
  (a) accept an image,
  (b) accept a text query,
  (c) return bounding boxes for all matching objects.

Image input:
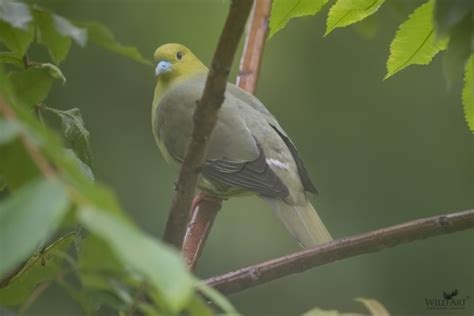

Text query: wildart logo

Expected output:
[424,289,470,310]
[443,289,459,300]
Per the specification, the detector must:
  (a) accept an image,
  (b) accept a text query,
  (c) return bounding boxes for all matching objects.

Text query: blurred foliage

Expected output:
[0,0,231,315]
[303,298,390,316]
[270,0,474,131]
[0,0,472,315]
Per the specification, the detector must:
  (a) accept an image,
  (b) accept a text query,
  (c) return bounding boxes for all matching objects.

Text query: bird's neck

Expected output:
[154,67,206,100]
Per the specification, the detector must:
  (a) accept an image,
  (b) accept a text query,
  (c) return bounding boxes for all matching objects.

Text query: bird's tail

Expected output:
[265,198,332,247]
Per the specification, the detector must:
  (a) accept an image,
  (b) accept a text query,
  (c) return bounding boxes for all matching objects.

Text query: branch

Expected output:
[162,0,254,248]
[236,0,272,94]
[205,209,474,294]
[0,97,56,179]
[182,193,222,270]
[180,0,273,271]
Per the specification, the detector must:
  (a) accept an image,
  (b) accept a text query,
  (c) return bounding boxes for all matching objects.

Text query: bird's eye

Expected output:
[176,51,183,60]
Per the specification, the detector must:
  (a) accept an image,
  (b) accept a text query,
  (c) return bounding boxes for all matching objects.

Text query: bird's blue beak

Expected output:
[155,60,171,76]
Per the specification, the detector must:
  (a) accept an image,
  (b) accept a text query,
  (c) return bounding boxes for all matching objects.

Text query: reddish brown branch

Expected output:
[182,193,222,271]
[0,97,56,179]
[179,0,272,270]
[205,209,474,294]
[236,0,272,94]
[162,0,254,248]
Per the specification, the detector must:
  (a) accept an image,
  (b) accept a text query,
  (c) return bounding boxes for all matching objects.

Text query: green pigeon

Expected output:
[152,43,332,247]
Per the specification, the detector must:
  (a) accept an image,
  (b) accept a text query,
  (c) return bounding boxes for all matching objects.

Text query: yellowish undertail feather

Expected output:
[265,199,332,247]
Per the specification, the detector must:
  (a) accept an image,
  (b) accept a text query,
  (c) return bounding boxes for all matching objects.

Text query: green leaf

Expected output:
[462,55,474,132]
[52,14,87,47]
[0,117,21,145]
[385,0,448,79]
[78,207,193,312]
[354,297,390,316]
[269,0,329,38]
[64,149,94,181]
[0,0,31,29]
[325,0,385,36]
[46,107,91,167]
[33,9,72,64]
[0,233,74,306]
[434,0,472,36]
[195,282,237,315]
[186,296,213,316]
[0,21,33,57]
[4,96,120,212]
[0,178,69,277]
[76,235,130,313]
[8,67,55,107]
[80,22,152,66]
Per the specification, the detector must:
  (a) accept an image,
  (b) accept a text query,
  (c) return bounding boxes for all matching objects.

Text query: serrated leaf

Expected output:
[0,20,33,57]
[8,67,54,107]
[33,8,72,64]
[385,0,448,79]
[52,14,86,47]
[0,178,69,277]
[325,0,385,36]
[0,0,31,29]
[78,207,193,312]
[0,117,20,145]
[80,22,151,66]
[269,0,329,38]
[0,233,74,306]
[76,235,130,312]
[354,297,390,316]
[434,0,472,36]
[47,108,91,167]
[462,55,473,131]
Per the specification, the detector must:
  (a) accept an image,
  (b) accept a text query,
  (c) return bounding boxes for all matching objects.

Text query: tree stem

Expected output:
[162,0,254,248]
[205,209,474,294]
[178,0,273,270]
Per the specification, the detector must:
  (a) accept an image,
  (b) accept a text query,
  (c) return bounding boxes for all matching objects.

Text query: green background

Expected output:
[27,0,473,315]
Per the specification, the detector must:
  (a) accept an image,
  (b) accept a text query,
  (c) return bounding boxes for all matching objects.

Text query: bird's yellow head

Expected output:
[153,43,207,82]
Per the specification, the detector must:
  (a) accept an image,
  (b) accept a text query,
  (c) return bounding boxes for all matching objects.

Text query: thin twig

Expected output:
[205,209,474,294]
[162,0,254,248]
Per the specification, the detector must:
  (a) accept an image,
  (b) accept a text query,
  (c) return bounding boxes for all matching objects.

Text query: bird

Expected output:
[152,43,332,247]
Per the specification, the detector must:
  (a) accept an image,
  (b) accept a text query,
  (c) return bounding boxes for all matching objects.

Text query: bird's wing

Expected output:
[227,83,318,193]
[155,75,288,198]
